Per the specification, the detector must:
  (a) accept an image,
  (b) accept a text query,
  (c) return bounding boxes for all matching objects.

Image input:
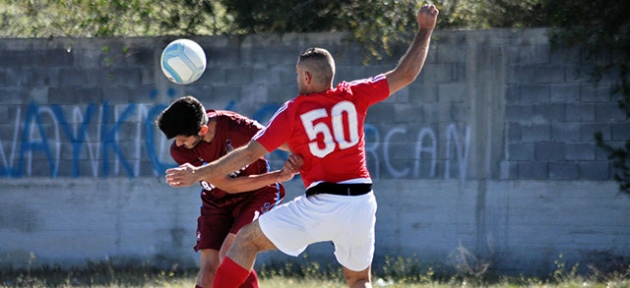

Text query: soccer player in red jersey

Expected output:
[155,95,302,288]
[165,4,439,288]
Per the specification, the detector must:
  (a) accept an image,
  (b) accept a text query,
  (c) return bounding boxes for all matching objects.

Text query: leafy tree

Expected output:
[0,0,548,59]
[0,0,223,37]
[468,0,547,28]
[216,0,420,61]
[214,0,550,60]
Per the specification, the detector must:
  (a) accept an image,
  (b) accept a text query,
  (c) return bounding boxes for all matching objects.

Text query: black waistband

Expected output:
[305,182,372,197]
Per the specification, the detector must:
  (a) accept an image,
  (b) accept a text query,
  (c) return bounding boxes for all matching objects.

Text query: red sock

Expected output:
[239,269,259,288]
[212,257,250,288]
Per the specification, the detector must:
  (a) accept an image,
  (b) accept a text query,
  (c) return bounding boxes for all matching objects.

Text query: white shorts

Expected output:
[258,191,377,271]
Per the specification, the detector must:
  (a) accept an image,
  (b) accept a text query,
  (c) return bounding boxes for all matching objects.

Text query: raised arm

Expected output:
[384,4,439,95]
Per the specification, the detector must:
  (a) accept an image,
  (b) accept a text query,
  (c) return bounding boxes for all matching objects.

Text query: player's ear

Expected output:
[304,71,312,85]
[198,125,208,136]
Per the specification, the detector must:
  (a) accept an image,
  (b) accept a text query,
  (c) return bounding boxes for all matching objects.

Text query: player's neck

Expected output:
[301,81,332,95]
[203,119,217,143]
[303,87,332,95]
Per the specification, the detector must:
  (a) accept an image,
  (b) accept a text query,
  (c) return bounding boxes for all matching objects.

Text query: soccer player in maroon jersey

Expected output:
[155,95,302,288]
[165,4,439,288]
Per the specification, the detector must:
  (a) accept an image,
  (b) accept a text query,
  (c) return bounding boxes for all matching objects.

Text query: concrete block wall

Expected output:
[500,30,622,181]
[0,29,629,275]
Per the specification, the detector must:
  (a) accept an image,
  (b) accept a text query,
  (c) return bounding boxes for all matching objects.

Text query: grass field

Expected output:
[2,272,630,288]
[1,257,629,288]
[2,271,630,287]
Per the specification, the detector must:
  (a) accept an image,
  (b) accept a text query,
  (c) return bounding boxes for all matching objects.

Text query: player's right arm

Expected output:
[384,4,438,96]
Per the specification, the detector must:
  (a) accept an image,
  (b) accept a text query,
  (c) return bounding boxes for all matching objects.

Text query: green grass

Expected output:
[3,273,630,288]
[1,256,629,288]
[2,271,630,288]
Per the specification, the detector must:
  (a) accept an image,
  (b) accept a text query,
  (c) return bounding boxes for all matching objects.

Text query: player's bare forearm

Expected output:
[197,143,262,182]
[212,171,286,194]
[209,154,303,194]
[394,30,432,81]
[165,141,269,187]
[385,4,438,95]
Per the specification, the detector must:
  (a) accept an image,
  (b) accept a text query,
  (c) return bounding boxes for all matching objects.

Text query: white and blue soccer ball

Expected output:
[160,39,207,85]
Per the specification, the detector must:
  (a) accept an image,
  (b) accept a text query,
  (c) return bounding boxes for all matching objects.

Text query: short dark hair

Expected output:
[155,96,208,139]
[298,47,335,85]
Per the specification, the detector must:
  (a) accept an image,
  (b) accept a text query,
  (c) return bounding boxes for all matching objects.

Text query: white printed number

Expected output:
[300,101,359,158]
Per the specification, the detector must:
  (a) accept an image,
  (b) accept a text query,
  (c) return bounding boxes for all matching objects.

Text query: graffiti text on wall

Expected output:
[1,101,470,179]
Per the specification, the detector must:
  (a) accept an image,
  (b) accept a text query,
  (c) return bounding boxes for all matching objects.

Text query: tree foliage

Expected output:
[212,0,547,60]
[0,0,224,37]
[0,0,547,59]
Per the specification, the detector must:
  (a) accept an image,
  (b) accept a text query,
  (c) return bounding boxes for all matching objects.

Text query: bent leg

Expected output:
[220,233,259,288]
[226,219,277,270]
[213,220,277,288]
[219,233,237,263]
[197,249,220,288]
[342,265,372,288]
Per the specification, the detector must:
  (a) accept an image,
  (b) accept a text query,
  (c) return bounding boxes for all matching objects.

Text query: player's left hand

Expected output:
[418,4,439,32]
[165,163,199,187]
[278,154,304,182]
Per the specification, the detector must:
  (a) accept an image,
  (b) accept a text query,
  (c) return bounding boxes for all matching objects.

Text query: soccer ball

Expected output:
[160,39,207,85]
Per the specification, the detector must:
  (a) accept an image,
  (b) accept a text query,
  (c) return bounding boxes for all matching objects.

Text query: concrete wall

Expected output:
[0,29,628,275]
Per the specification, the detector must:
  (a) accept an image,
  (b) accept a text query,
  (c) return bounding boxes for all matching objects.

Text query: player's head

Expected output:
[296,47,335,94]
[155,95,209,149]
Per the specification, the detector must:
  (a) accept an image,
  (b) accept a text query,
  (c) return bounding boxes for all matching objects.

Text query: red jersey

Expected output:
[254,74,390,188]
[170,110,275,207]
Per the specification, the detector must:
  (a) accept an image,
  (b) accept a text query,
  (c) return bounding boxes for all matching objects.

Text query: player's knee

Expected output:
[202,261,219,274]
[345,275,371,288]
[198,251,220,283]
[343,266,371,287]
[197,265,216,287]
[344,274,369,283]
[233,221,266,252]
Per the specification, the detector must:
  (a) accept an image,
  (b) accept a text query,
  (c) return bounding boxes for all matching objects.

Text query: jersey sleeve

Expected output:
[218,110,264,142]
[348,74,390,106]
[253,101,292,152]
[237,116,264,140]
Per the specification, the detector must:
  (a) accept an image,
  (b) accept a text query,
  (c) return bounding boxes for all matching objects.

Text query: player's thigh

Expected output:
[332,193,377,271]
[235,220,277,252]
[197,207,233,251]
[230,189,281,234]
[258,196,330,256]
[227,220,277,271]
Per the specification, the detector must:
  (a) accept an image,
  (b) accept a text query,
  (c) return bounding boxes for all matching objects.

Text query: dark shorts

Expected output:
[194,184,285,251]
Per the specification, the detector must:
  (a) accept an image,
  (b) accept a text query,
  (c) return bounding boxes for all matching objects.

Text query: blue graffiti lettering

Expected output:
[0,91,470,179]
[16,103,57,177]
[100,102,135,178]
[52,104,96,178]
